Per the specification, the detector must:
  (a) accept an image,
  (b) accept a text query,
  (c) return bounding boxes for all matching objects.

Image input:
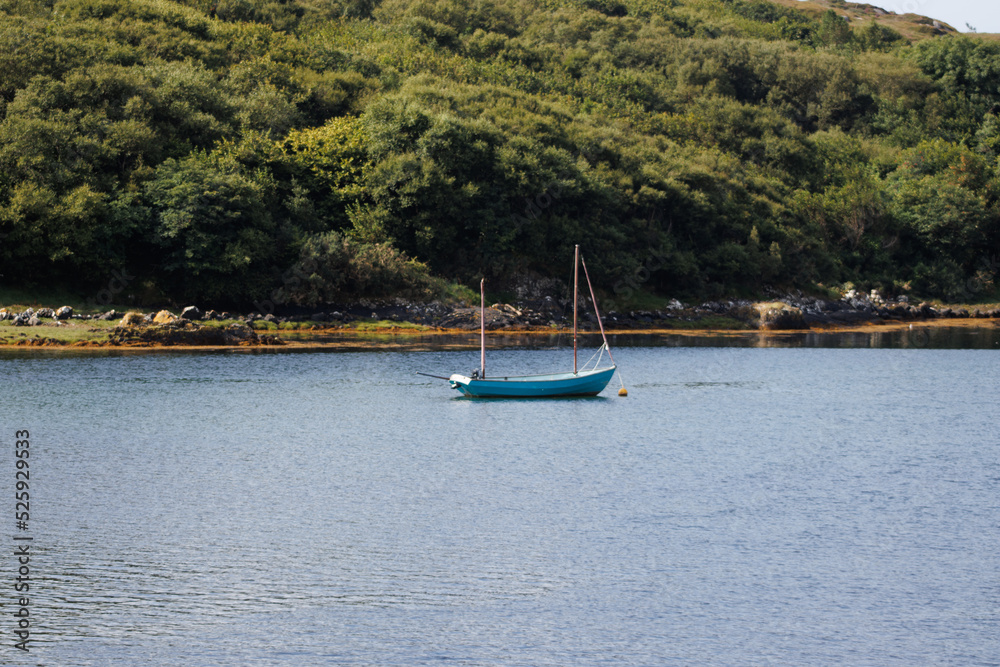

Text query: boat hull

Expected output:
[449,366,616,398]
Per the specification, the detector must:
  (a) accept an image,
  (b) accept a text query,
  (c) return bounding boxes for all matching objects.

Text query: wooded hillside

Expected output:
[1,0,998,306]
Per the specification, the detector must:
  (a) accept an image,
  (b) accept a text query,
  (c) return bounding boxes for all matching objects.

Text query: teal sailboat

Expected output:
[425,246,623,398]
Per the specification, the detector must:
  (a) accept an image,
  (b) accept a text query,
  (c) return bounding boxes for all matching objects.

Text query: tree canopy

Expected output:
[1,0,998,305]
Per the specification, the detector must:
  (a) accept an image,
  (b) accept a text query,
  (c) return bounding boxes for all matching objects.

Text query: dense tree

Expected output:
[1,0,998,305]
[144,151,279,302]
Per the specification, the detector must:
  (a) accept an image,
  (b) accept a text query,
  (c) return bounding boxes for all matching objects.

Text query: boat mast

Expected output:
[573,244,579,374]
[480,278,486,378]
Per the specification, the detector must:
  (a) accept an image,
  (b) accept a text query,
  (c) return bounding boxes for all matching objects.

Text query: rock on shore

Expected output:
[754,302,807,330]
[112,312,283,346]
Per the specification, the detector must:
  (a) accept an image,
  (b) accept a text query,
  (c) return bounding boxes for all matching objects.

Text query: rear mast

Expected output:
[573,244,579,374]
[480,278,486,378]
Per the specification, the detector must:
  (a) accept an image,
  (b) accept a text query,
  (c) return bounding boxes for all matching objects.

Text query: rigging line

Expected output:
[580,254,626,390]
[580,341,610,371]
[579,254,613,364]
[580,342,605,370]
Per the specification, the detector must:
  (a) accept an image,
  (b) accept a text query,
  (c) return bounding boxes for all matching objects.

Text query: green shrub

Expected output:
[275,231,467,305]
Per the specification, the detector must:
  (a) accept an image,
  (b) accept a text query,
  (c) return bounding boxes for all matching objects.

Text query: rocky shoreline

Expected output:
[1,289,998,347]
[0,307,284,347]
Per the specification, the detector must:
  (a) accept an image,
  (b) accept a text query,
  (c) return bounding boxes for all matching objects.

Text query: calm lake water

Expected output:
[1,327,998,666]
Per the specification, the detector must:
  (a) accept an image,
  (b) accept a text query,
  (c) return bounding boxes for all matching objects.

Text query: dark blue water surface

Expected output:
[1,333,998,666]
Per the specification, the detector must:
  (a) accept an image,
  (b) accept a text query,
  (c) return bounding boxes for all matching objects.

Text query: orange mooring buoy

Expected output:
[618,387,628,397]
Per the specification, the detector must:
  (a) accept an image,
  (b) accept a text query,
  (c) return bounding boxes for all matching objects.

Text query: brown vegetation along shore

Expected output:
[3,320,998,354]
[0,299,997,351]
